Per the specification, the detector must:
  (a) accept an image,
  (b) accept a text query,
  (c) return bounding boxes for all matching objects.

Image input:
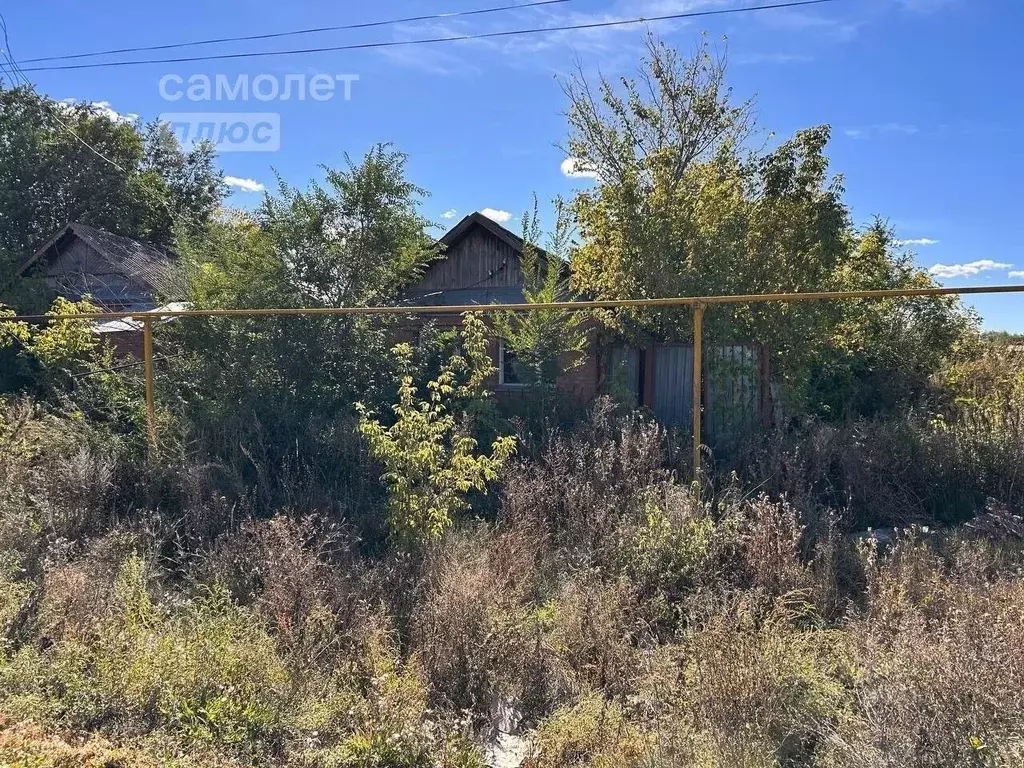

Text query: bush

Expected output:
[822,534,1024,767]
[358,314,517,548]
[4,386,1024,767]
[525,693,648,768]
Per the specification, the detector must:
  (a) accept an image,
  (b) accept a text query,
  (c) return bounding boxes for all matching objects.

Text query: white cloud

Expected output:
[89,101,138,124]
[60,98,138,124]
[441,208,458,220]
[561,157,601,181]
[1010,271,1024,279]
[928,260,1012,279]
[224,176,266,194]
[481,208,513,224]
[845,123,919,140]
[895,238,940,247]
[378,0,723,75]
[757,6,862,43]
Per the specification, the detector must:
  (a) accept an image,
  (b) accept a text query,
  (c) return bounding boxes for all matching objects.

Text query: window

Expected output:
[498,339,524,387]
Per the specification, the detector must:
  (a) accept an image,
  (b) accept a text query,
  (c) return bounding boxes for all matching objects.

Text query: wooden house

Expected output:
[402,211,601,398]
[20,223,186,355]
[411,212,772,445]
[20,223,185,313]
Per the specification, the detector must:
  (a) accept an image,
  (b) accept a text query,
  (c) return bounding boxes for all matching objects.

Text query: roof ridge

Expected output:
[438,211,536,255]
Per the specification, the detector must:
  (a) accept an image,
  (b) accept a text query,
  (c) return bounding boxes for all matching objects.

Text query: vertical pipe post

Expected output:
[143,318,156,450]
[692,303,704,488]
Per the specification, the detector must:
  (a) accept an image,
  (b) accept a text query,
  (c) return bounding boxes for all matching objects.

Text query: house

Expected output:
[410,212,772,445]
[20,223,186,313]
[20,223,187,356]
[402,211,601,399]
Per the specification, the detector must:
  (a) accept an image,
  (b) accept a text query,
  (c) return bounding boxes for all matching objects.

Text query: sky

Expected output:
[3,0,1023,330]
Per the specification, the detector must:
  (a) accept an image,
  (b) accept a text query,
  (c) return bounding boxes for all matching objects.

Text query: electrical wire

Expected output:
[0,15,19,83]
[22,0,572,64]
[19,0,839,73]
[0,13,130,174]
[0,12,223,250]
[0,14,26,85]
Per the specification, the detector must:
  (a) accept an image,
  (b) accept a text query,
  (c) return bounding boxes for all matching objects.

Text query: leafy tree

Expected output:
[982,331,1024,347]
[172,145,438,418]
[0,85,223,305]
[810,220,978,418]
[357,314,517,547]
[166,146,440,508]
[492,197,588,389]
[563,35,973,414]
[259,143,434,308]
[139,121,224,245]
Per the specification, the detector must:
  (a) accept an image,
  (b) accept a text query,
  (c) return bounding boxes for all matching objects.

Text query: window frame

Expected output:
[497,339,527,389]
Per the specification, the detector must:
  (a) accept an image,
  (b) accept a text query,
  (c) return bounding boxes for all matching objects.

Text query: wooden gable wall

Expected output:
[412,225,524,292]
[41,237,155,310]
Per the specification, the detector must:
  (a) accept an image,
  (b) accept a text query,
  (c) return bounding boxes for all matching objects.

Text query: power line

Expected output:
[0,15,20,83]
[71,352,186,380]
[20,0,839,73]
[0,12,130,174]
[0,13,27,86]
[22,0,572,64]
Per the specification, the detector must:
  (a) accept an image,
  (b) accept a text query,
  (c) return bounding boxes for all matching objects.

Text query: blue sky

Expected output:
[5,0,1023,330]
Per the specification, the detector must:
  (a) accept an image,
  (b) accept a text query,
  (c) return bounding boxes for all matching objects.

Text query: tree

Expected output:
[492,197,588,389]
[0,85,223,306]
[259,144,435,308]
[563,35,973,414]
[808,220,978,418]
[357,313,517,547]
[166,146,440,503]
[139,121,224,245]
[173,145,438,416]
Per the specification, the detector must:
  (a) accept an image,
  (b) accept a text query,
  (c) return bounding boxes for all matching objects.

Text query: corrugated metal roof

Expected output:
[91,302,190,334]
[23,223,186,302]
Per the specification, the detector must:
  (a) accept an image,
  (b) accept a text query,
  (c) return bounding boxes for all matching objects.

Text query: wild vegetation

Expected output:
[2,38,1024,767]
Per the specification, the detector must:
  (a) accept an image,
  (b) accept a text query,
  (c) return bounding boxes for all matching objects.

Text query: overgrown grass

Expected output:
[3,395,1024,766]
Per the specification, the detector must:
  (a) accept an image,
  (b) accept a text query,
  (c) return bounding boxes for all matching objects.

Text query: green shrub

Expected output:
[526,692,648,768]
[358,314,516,548]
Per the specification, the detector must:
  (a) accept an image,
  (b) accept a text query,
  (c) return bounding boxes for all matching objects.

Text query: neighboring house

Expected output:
[408,212,773,444]
[88,302,189,358]
[20,223,185,313]
[20,223,187,356]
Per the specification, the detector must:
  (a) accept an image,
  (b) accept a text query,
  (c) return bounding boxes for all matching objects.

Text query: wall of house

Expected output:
[555,322,601,400]
[43,240,155,310]
[99,330,145,359]
[399,223,602,401]
[413,227,524,292]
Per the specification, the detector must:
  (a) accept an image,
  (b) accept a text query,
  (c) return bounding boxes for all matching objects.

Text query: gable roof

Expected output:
[21,223,185,299]
[438,211,526,254]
